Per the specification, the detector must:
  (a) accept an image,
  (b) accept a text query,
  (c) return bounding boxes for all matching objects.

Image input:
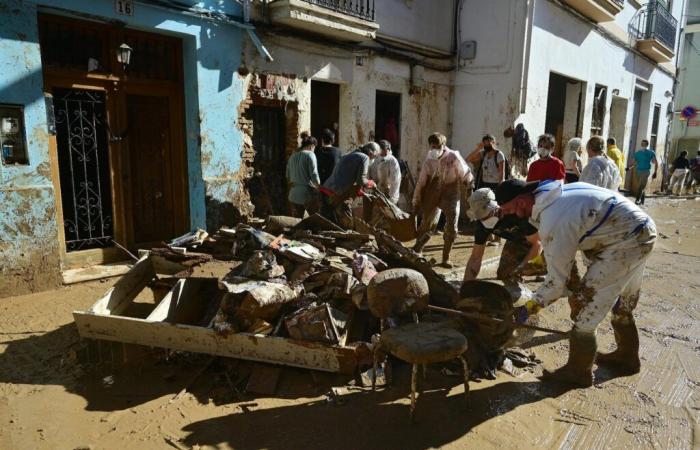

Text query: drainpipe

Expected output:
[661,0,687,191]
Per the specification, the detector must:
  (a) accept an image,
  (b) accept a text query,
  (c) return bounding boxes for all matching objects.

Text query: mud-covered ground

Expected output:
[1,197,698,450]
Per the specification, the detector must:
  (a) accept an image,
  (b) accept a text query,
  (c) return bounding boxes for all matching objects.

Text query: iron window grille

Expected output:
[301,0,376,21]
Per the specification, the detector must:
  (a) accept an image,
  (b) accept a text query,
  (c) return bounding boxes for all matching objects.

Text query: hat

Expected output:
[467,188,498,220]
[494,179,539,205]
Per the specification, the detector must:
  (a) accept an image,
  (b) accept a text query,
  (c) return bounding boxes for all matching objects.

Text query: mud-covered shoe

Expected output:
[540,331,596,388]
[595,319,641,375]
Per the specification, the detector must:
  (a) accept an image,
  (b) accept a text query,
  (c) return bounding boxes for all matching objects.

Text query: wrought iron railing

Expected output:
[301,0,375,21]
[632,0,678,51]
[609,0,624,7]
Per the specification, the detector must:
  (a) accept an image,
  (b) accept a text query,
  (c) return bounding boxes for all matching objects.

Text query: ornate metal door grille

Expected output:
[54,88,114,252]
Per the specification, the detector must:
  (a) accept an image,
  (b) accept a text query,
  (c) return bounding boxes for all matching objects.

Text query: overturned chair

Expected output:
[367,268,469,421]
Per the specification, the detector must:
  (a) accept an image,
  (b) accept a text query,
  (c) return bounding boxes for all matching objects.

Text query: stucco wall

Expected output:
[0,0,247,297]
[670,30,700,160]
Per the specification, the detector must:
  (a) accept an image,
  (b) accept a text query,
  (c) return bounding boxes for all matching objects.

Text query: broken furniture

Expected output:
[73,254,359,374]
[367,268,469,421]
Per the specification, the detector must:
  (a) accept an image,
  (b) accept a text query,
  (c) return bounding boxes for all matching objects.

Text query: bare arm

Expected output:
[467,143,485,164]
[498,159,505,182]
[463,244,486,282]
[521,233,542,265]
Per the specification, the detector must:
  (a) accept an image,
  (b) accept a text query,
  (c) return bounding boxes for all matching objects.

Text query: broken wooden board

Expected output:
[73,255,358,374]
[62,263,132,285]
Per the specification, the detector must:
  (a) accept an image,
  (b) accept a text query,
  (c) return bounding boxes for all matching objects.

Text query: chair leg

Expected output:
[410,363,419,422]
[372,339,381,391]
[459,355,470,405]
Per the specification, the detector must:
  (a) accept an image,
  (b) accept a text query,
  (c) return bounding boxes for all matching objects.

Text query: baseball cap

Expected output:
[494,179,539,205]
[467,188,498,220]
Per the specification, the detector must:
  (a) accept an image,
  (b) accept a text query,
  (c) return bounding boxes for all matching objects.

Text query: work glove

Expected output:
[513,300,542,325]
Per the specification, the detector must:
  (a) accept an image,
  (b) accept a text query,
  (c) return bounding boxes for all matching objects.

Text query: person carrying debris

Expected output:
[496,179,656,387]
[580,136,621,190]
[374,140,402,204]
[321,143,377,227]
[315,128,342,185]
[286,134,321,218]
[463,188,541,293]
[413,132,473,268]
[467,134,506,189]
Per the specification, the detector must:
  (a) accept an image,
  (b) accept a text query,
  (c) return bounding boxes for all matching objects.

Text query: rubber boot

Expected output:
[413,234,431,253]
[541,331,596,387]
[596,317,641,375]
[440,236,455,268]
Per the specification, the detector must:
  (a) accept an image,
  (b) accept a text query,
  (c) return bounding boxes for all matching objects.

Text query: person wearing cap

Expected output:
[463,188,541,291]
[498,179,656,387]
[412,132,473,267]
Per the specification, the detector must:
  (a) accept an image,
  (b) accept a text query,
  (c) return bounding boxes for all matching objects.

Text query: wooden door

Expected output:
[248,106,287,216]
[126,94,177,245]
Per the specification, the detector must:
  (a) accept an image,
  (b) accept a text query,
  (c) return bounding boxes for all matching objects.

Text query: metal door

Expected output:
[248,106,287,216]
[54,88,114,252]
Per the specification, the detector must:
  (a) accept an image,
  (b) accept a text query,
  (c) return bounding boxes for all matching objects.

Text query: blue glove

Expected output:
[513,300,542,325]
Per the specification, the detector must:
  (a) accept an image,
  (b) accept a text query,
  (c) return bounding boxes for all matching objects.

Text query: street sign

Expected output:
[115,0,134,16]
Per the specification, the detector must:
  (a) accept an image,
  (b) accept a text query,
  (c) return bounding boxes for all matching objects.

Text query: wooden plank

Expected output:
[62,263,132,285]
[89,255,155,316]
[73,311,358,374]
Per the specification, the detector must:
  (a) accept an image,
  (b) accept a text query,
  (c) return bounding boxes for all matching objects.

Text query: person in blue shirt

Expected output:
[627,139,658,205]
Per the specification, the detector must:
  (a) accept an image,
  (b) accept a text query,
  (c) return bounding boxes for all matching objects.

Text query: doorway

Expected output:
[310,80,340,144]
[40,14,188,265]
[247,106,287,216]
[374,90,401,158]
[545,73,585,157]
[626,89,644,191]
[608,96,628,156]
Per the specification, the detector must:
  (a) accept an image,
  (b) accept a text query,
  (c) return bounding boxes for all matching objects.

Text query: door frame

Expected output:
[40,14,188,268]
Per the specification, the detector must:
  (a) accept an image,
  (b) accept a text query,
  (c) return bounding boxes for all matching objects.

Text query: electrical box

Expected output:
[459,40,477,61]
[0,104,29,165]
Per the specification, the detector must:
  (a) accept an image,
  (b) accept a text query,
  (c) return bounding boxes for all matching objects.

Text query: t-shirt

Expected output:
[479,150,505,184]
[634,149,656,171]
[673,156,690,170]
[315,146,342,184]
[563,150,581,173]
[526,157,566,182]
[286,150,320,205]
[474,215,537,245]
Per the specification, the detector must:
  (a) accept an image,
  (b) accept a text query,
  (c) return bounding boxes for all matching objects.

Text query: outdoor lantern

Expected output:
[117,43,133,69]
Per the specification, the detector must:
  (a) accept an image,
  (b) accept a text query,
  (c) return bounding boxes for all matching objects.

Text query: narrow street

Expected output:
[1,197,698,450]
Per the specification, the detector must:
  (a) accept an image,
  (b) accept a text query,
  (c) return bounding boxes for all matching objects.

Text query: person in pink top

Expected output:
[412,132,473,267]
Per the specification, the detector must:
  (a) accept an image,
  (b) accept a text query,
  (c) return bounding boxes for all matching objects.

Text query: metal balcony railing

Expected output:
[301,0,375,21]
[609,0,624,7]
[632,0,678,50]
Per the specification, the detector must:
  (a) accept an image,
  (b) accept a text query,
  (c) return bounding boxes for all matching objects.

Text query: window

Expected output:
[590,84,607,137]
[0,104,29,165]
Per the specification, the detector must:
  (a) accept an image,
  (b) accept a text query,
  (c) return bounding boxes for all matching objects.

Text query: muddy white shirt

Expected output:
[530,181,653,307]
[413,147,473,205]
[376,152,402,204]
[580,155,621,190]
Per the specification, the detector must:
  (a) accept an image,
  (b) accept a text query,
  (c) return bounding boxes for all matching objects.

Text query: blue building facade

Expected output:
[0,0,251,297]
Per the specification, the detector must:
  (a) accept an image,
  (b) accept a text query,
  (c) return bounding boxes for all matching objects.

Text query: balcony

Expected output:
[563,0,624,23]
[632,0,678,63]
[267,0,379,42]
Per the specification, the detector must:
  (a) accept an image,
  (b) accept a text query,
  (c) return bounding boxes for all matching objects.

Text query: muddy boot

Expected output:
[439,236,455,268]
[541,331,596,387]
[413,234,430,253]
[596,318,640,375]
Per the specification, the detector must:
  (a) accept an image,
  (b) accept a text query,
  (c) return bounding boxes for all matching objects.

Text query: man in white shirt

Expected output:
[413,132,473,267]
[375,140,402,204]
[580,136,621,190]
[497,179,656,387]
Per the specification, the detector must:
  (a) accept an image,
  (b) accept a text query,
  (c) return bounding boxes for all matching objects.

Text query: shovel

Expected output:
[427,305,568,336]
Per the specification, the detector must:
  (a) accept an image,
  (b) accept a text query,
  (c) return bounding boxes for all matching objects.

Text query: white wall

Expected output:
[450,0,531,155]
[374,0,455,53]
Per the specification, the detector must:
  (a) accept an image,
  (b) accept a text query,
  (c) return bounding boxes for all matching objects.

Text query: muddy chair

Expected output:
[366,268,469,421]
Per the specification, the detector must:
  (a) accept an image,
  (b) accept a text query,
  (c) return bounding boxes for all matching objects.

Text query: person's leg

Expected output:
[635,170,649,204]
[543,240,648,386]
[440,200,459,267]
[413,207,440,253]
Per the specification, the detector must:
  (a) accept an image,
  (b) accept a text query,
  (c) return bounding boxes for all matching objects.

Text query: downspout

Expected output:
[661,0,687,190]
[519,0,535,115]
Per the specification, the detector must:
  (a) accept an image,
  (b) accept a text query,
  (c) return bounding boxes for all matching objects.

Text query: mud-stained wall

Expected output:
[0,1,62,297]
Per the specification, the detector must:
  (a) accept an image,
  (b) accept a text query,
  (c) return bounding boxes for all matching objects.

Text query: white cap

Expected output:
[467,188,498,220]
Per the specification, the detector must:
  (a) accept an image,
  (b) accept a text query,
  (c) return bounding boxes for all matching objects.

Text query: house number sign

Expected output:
[115,0,134,16]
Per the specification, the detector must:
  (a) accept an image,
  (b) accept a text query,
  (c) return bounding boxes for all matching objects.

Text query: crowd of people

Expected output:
[282,125,700,387]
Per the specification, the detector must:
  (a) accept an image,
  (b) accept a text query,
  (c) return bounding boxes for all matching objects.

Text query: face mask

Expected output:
[481,216,499,229]
[484,144,493,151]
[537,147,552,158]
[428,149,442,159]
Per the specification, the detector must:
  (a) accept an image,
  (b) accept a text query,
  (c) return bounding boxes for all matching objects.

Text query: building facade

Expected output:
[0,0,257,297]
[451,0,684,188]
[669,0,700,167]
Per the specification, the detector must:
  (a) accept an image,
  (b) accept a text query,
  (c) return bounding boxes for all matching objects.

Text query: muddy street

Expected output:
[1,197,699,450]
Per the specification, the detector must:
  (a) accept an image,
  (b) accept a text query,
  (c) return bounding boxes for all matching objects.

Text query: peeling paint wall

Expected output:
[0,0,247,297]
[241,33,452,179]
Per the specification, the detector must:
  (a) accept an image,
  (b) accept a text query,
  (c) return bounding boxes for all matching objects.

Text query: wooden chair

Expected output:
[367,268,469,421]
